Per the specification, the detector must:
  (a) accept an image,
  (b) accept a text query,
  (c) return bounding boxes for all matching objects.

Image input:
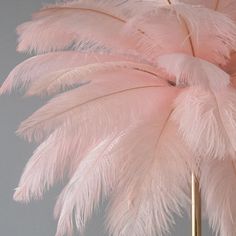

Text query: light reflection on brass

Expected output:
[192,173,202,236]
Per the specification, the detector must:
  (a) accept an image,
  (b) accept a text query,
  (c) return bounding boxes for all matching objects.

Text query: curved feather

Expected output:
[157,53,236,159]
[53,131,128,236]
[179,0,236,20]
[0,51,137,94]
[17,69,171,142]
[201,159,236,236]
[15,0,236,66]
[26,61,167,96]
[129,2,236,64]
[16,0,145,54]
[14,126,77,202]
[14,84,183,236]
[157,53,230,89]
[106,121,191,236]
[53,102,192,236]
[14,84,179,202]
[4,1,236,236]
[183,0,236,81]
[173,87,236,159]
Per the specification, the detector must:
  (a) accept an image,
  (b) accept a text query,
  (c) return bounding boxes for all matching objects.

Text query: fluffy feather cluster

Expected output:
[1,0,236,235]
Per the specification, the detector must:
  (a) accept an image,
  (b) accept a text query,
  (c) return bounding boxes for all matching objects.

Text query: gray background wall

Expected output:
[0,0,212,235]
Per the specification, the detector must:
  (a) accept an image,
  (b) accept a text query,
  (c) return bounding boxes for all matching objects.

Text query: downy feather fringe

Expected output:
[3,0,236,236]
[14,84,179,202]
[173,87,236,159]
[201,159,236,236]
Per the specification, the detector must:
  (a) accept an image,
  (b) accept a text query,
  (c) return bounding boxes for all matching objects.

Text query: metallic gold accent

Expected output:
[192,173,202,236]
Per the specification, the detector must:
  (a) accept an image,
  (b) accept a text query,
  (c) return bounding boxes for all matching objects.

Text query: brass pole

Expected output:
[191,173,201,236]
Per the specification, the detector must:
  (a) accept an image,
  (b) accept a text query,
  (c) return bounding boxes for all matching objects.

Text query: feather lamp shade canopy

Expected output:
[1,0,236,235]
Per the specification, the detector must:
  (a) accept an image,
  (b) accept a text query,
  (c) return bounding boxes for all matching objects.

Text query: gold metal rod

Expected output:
[192,173,201,236]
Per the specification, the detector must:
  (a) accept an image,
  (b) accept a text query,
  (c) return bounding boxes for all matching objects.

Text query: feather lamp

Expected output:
[1,0,236,235]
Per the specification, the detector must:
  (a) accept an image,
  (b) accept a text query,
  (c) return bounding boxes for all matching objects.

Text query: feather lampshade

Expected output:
[1,0,236,235]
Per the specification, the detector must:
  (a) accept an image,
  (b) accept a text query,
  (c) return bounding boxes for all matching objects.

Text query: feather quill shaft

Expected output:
[3,1,236,236]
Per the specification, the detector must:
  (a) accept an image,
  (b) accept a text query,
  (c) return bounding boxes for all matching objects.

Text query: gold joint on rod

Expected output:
[192,173,201,236]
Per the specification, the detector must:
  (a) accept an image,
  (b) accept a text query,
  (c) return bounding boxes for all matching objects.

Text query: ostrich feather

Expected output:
[127,2,236,64]
[157,53,236,159]
[157,53,230,89]
[185,0,236,84]
[201,159,236,236]
[0,51,139,94]
[26,61,165,96]
[13,126,87,202]
[14,84,179,202]
[179,0,236,20]
[16,1,236,65]
[53,133,124,236]
[173,87,236,160]
[13,83,188,236]
[54,117,192,236]
[52,125,141,236]
[16,0,144,54]
[3,0,236,236]
[106,121,191,236]
[17,70,171,142]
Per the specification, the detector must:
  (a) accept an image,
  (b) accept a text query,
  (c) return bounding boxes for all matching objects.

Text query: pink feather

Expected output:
[173,87,236,160]
[201,159,236,235]
[0,52,140,94]
[14,84,178,202]
[106,121,191,236]
[2,0,236,236]
[123,2,236,64]
[179,0,236,20]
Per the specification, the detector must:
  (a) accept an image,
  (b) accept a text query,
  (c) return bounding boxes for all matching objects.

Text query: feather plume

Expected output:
[157,53,236,159]
[201,159,236,236]
[26,61,166,96]
[179,0,236,20]
[157,53,230,89]
[14,82,188,236]
[16,1,236,65]
[173,87,236,159]
[0,52,139,94]
[53,114,192,236]
[3,0,236,235]
[16,0,144,54]
[106,121,191,236]
[53,131,128,236]
[17,70,171,142]
[14,127,78,202]
[127,2,236,64]
[14,84,179,202]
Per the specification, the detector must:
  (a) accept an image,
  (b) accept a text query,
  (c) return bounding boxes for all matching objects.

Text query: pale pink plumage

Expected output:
[200,159,236,236]
[179,0,236,20]
[2,0,236,236]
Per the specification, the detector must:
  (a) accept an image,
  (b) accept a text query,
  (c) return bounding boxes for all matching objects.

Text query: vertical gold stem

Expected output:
[192,173,201,236]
